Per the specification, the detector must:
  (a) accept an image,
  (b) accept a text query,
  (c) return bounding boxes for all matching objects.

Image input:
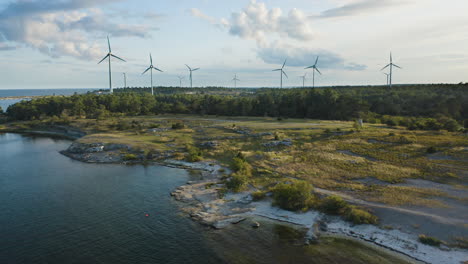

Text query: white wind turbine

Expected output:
[185,64,200,88]
[98,36,126,93]
[232,74,240,88]
[381,52,401,88]
[305,56,321,88]
[299,73,307,88]
[273,59,288,88]
[383,72,390,86]
[177,76,185,87]
[142,53,163,95]
[122,73,127,88]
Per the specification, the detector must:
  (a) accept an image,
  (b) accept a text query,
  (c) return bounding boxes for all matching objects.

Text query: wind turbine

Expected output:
[383,72,390,86]
[142,53,163,95]
[381,52,401,88]
[305,56,321,88]
[232,74,240,88]
[299,73,307,88]
[122,73,127,88]
[273,59,288,88]
[177,76,185,87]
[185,64,199,88]
[98,36,126,93]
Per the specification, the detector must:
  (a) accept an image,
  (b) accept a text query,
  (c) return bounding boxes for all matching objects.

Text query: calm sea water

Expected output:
[0,133,222,264]
[0,89,97,112]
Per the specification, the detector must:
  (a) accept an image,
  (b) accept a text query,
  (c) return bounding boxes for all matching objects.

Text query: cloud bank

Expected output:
[316,0,405,19]
[0,0,156,59]
[191,0,365,71]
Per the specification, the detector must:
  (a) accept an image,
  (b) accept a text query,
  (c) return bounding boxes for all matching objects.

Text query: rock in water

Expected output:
[251,221,260,228]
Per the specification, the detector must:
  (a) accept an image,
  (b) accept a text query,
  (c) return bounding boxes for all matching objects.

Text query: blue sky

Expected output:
[0,0,467,89]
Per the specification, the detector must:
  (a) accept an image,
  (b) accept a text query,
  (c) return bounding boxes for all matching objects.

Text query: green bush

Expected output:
[0,106,3,114]
[231,153,253,177]
[272,180,315,211]
[426,146,438,154]
[123,153,138,161]
[172,122,185,129]
[186,145,202,162]
[418,235,442,247]
[320,195,348,214]
[342,206,378,225]
[251,190,267,201]
[226,173,248,192]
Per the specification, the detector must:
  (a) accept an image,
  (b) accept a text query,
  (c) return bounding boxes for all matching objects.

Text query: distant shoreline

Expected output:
[0,96,40,100]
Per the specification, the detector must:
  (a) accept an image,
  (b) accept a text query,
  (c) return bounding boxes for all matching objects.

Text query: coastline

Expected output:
[1,128,467,264]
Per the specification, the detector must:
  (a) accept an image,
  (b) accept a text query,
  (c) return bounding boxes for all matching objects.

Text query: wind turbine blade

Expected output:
[111,54,126,62]
[393,64,402,69]
[315,68,322,75]
[390,52,392,63]
[273,69,281,71]
[282,59,287,69]
[381,64,390,71]
[185,64,191,71]
[142,67,151,75]
[314,56,319,65]
[154,67,163,72]
[98,54,110,64]
[107,36,111,53]
[150,53,153,65]
[192,68,200,71]
[305,66,313,69]
[282,71,288,78]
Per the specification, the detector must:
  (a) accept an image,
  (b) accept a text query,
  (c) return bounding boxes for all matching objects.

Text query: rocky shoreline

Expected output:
[2,130,466,264]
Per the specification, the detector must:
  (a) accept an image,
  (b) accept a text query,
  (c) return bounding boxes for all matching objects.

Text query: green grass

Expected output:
[3,114,466,209]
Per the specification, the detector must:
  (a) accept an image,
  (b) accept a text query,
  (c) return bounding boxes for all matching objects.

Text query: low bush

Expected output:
[342,206,378,225]
[172,122,185,129]
[320,195,348,215]
[426,146,438,154]
[418,234,442,247]
[226,173,248,192]
[272,180,315,211]
[123,153,138,161]
[251,190,267,201]
[186,145,202,162]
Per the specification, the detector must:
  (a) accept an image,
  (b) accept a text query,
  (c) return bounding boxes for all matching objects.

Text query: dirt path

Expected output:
[314,187,467,226]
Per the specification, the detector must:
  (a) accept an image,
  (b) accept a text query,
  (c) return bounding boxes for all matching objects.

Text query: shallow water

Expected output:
[0,133,412,264]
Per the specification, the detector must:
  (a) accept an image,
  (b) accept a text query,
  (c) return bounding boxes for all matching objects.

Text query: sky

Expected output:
[0,0,467,89]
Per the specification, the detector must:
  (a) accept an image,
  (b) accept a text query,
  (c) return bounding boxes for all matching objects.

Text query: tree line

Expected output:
[5,84,467,131]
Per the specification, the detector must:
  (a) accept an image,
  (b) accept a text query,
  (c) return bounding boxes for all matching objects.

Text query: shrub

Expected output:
[342,206,378,225]
[320,195,348,214]
[272,180,315,211]
[172,122,185,129]
[123,153,138,161]
[226,173,248,192]
[419,235,442,247]
[148,123,160,129]
[251,190,267,201]
[426,146,438,154]
[231,156,252,177]
[0,106,3,114]
[186,145,202,162]
[116,120,131,130]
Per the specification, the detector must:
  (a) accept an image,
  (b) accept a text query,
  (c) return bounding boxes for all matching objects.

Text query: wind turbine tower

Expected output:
[381,52,401,87]
[98,36,126,93]
[123,73,127,88]
[299,73,307,88]
[273,60,288,88]
[177,76,185,87]
[232,74,240,88]
[142,53,163,95]
[383,72,390,86]
[305,56,321,88]
[185,65,200,88]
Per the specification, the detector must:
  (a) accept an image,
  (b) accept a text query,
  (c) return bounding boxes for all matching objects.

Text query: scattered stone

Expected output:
[262,138,293,147]
[251,221,260,228]
[200,141,218,149]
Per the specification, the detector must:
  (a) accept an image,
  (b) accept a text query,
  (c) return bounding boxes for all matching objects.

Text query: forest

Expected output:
[4,84,467,131]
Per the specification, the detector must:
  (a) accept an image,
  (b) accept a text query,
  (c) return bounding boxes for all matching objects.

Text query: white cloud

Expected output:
[315,0,406,19]
[257,41,366,70]
[0,0,156,59]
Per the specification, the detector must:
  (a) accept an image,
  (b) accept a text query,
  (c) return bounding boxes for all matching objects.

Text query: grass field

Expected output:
[3,114,467,209]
